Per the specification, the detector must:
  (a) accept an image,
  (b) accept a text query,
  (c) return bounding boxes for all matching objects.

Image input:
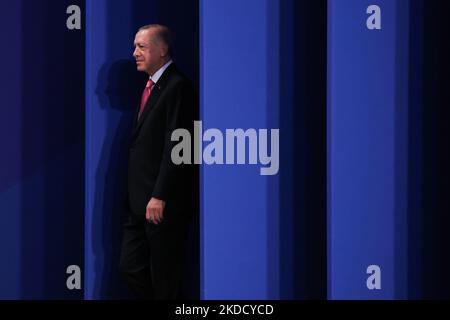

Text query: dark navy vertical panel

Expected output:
[279,0,327,299]
[419,0,450,299]
[85,0,199,299]
[201,0,280,299]
[0,0,85,299]
[328,0,409,299]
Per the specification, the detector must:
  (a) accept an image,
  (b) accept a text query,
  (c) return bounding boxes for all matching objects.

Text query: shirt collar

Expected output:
[149,59,173,84]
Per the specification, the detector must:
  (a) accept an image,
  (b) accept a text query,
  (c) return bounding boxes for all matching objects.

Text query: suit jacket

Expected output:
[127,63,198,219]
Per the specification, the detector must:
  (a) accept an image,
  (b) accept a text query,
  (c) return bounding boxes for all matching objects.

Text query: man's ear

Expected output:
[160,44,169,58]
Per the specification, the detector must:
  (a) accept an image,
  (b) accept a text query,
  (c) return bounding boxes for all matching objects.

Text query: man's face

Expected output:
[133,29,164,76]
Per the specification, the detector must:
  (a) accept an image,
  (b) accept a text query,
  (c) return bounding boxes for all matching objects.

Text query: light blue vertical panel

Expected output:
[201,0,280,299]
[327,0,409,299]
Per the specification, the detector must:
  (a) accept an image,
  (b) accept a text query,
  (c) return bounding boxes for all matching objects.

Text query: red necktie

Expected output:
[139,79,154,119]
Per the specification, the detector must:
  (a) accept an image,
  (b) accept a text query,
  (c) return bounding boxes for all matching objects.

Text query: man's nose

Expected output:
[133,48,139,58]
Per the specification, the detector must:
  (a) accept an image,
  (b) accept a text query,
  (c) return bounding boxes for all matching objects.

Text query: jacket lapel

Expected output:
[131,63,177,140]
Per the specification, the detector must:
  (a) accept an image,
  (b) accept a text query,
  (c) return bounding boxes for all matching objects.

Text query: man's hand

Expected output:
[146,197,166,225]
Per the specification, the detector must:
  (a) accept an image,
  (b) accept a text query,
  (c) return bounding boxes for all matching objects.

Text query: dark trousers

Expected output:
[119,211,189,300]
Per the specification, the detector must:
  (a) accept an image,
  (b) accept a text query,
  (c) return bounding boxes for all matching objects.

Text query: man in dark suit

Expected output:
[119,24,198,300]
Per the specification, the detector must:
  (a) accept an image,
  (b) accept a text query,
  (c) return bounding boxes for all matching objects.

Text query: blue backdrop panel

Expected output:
[200,0,281,299]
[0,0,85,299]
[85,0,198,299]
[327,0,410,299]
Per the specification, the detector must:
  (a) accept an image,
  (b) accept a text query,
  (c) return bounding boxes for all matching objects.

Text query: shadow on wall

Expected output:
[92,59,145,299]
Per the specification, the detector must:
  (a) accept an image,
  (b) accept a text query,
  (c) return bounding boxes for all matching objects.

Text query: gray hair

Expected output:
[139,24,172,56]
